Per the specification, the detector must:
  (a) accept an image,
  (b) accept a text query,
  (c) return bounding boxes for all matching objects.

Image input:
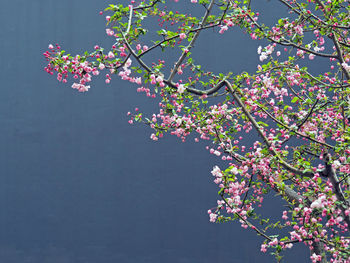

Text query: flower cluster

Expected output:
[46,0,350,261]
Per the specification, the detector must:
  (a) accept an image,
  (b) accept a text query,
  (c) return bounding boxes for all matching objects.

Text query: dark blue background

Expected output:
[0,0,310,262]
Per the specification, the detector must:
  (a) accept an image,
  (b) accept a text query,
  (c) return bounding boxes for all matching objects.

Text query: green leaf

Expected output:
[291,97,299,103]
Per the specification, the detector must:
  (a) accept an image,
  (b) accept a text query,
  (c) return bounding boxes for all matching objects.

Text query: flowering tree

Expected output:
[44,0,350,261]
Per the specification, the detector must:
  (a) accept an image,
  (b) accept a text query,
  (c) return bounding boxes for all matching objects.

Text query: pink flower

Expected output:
[310,198,323,210]
[209,213,217,222]
[213,150,221,156]
[125,58,132,68]
[71,83,90,92]
[80,85,90,92]
[310,253,322,263]
[231,167,239,174]
[319,37,325,45]
[150,133,158,141]
[342,62,350,71]
[211,166,222,177]
[177,84,185,93]
[71,83,80,90]
[257,46,262,54]
[108,51,115,59]
[106,28,114,36]
[259,53,268,61]
[295,24,303,35]
[176,118,182,126]
[135,77,142,85]
[333,160,341,169]
[225,20,234,27]
[179,33,186,40]
[260,244,267,253]
[296,49,304,57]
[219,25,228,34]
[156,75,163,83]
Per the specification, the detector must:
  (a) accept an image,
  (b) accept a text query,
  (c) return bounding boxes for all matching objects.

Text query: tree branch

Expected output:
[167,0,215,82]
[323,153,350,233]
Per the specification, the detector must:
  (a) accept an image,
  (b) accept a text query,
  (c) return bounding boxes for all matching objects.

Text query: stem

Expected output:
[125,5,133,35]
[167,0,215,82]
[220,193,273,241]
[224,80,315,177]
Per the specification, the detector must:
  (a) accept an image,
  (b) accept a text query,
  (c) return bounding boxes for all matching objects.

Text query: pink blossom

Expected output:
[333,160,341,169]
[295,24,303,35]
[342,62,350,71]
[150,133,158,141]
[225,20,234,27]
[209,213,217,222]
[108,51,115,59]
[156,75,163,83]
[124,58,132,68]
[71,83,90,92]
[177,84,185,93]
[231,167,239,174]
[106,28,114,36]
[310,253,322,263]
[219,25,228,34]
[99,63,105,70]
[213,150,221,156]
[135,77,142,85]
[92,69,99,76]
[211,166,222,177]
[296,49,304,57]
[257,46,262,54]
[259,53,268,62]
